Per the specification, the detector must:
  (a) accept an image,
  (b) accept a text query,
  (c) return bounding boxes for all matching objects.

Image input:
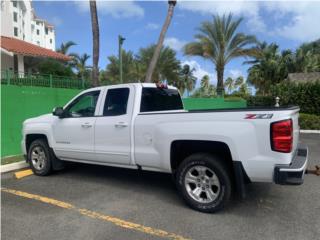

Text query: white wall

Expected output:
[0,1,13,37]
[0,0,56,50]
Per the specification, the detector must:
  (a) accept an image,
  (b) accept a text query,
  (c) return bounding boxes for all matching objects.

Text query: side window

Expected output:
[103,88,129,116]
[65,91,100,117]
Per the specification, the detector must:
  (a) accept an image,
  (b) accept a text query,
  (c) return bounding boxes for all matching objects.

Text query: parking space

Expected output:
[1,133,319,240]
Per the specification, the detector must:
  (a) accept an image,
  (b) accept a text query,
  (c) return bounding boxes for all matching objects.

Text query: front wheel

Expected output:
[176,153,232,213]
[28,139,52,176]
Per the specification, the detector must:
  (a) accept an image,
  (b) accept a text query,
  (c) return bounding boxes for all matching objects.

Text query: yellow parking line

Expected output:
[14,169,33,179]
[1,188,190,240]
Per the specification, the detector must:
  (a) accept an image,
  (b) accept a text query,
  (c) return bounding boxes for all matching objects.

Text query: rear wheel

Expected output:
[176,153,232,213]
[28,139,52,176]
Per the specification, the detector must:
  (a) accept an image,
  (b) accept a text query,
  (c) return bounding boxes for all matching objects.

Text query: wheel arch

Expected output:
[170,140,233,173]
[26,133,49,154]
[170,140,250,198]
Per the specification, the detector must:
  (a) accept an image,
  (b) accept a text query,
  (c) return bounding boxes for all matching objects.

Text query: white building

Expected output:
[1,0,55,50]
[1,0,69,75]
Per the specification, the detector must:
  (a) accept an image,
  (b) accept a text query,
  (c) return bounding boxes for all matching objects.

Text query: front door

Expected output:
[94,86,133,165]
[53,90,101,161]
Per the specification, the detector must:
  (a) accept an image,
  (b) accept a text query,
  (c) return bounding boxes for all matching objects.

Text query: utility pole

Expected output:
[118,35,125,84]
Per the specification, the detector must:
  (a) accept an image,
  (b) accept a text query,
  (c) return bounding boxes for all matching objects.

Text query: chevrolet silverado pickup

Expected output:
[22,83,308,213]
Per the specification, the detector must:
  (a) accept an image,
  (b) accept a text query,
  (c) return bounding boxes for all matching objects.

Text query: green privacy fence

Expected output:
[1,84,246,158]
[1,85,81,157]
[1,70,91,89]
[183,97,247,110]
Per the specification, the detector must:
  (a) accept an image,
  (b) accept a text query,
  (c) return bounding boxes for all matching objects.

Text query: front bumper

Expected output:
[274,143,308,185]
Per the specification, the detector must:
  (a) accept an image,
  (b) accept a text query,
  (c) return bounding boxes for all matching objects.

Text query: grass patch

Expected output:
[1,155,24,165]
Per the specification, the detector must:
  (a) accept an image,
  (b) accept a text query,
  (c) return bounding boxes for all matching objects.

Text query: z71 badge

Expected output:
[245,114,273,119]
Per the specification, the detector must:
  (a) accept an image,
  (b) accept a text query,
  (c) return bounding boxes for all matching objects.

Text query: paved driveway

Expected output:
[1,133,319,240]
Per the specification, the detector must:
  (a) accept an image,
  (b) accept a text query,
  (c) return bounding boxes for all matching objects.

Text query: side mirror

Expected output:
[52,107,65,118]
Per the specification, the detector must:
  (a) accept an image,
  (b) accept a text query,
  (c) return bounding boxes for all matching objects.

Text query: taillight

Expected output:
[271,119,293,153]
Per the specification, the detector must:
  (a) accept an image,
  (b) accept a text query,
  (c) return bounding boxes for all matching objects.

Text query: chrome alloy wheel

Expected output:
[184,166,221,203]
[31,146,46,170]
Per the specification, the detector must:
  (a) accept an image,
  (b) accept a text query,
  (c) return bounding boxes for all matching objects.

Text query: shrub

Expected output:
[246,95,275,107]
[270,81,320,115]
[247,81,320,115]
[299,113,320,130]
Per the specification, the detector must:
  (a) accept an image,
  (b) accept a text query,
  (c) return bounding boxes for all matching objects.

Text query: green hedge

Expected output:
[246,95,275,107]
[299,113,320,130]
[247,81,320,115]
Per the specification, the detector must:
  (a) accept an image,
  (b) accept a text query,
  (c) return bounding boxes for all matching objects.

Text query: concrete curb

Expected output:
[1,161,28,173]
[300,130,320,134]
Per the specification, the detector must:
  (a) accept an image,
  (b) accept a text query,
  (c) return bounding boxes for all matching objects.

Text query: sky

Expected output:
[33,0,320,87]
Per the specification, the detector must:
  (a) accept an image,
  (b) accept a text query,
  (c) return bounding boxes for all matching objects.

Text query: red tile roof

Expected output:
[1,36,71,61]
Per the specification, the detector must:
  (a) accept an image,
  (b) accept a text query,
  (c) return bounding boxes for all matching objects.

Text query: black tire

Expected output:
[28,139,52,176]
[176,153,232,213]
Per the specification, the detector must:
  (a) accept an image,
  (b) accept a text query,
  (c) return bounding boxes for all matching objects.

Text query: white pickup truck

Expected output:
[22,83,308,212]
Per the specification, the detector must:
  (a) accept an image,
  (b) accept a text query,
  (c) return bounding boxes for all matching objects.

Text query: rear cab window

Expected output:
[103,88,130,116]
[140,87,183,112]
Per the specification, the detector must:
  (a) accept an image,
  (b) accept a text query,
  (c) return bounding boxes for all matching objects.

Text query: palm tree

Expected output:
[137,45,181,84]
[89,0,100,87]
[184,13,257,96]
[56,41,76,55]
[201,75,210,89]
[71,53,91,80]
[101,50,140,85]
[234,76,244,88]
[224,77,234,94]
[179,64,197,96]
[145,0,177,83]
[192,75,216,98]
[246,42,289,95]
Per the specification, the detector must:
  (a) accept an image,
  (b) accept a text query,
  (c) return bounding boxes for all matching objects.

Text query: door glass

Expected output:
[103,88,129,116]
[65,90,100,117]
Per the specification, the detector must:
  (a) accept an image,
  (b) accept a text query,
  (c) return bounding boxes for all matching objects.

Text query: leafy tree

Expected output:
[246,42,289,95]
[292,39,320,72]
[184,13,257,95]
[145,0,177,83]
[36,59,75,77]
[101,46,182,87]
[100,50,141,85]
[224,77,234,94]
[234,76,244,88]
[137,45,181,84]
[70,53,91,80]
[247,39,320,95]
[191,75,216,98]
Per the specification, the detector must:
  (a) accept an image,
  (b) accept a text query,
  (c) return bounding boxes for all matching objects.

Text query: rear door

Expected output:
[94,85,134,165]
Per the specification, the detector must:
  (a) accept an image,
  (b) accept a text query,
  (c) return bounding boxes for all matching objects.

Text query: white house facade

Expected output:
[0,0,69,75]
[1,0,55,50]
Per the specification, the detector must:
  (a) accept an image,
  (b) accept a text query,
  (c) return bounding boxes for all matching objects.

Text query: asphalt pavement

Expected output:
[1,133,319,240]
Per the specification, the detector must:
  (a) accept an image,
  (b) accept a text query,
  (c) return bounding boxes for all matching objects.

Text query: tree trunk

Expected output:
[145,1,176,83]
[216,67,224,97]
[90,0,100,87]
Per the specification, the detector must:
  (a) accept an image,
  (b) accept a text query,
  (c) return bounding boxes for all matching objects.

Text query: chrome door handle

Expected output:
[115,122,128,128]
[81,123,92,128]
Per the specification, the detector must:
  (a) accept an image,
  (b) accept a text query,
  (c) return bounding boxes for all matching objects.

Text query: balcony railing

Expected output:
[0,70,91,89]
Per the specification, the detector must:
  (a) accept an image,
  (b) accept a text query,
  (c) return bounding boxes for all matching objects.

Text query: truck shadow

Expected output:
[55,162,280,214]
